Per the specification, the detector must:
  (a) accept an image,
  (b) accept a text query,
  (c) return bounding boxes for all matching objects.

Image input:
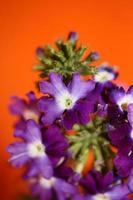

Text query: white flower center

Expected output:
[56,91,75,110]
[23,109,39,122]
[94,71,114,83]
[27,141,45,158]
[39,177,56,189]
[117,95,133,111]
[93,193,110,200]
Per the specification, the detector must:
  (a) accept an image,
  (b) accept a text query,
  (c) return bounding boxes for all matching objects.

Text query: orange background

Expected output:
[1,0,133,199]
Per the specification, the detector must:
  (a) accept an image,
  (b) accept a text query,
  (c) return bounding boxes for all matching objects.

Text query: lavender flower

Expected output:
[7,120,68,178]
[38,72,95,129]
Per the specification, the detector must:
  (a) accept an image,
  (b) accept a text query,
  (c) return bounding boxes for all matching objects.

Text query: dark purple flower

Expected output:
[86,77,116,118]
[107,105,126,127]
[109,123,133,177]
[38,73,95,129]
[114,153,133,178]
[9,91,40,124]
[77,171,130,200]
[7,120,68,179]
[94,64,118,84]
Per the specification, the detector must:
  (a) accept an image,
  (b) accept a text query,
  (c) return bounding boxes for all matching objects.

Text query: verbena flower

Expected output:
[109,123,133,177]
[28,165,77,200]
[9,91,40,124]
[74,171,131,200]
[38,72,95,129]
[94,64,118,84]
[7,33,133,200]
[29,175,76,200]
[89,65,118,117]
[109,86,133,112]
[7,120,68,178]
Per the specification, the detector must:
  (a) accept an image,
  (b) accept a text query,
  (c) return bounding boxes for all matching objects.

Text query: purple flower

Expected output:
[109,123,133,177]
[28,165,77,200]
[9,91,40,124]
[38,73,95,129]
[109,86,133,112]
[7,120,68,179]
[94,64,118,84]
[29,176,76,200]
[76,171,130,200]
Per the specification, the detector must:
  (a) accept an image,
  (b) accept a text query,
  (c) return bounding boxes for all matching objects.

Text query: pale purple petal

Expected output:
[34,156,53,178]
[49,73,67,93]
[38,97,62,125]
[110,87,125,104]
[7,142,29,167]
[128,103,133,127]
[9,96,26,115]
[107,185,129,200]
[26,120,42,142]
[39,80,56,96]
[54,179,76,200]
[128,169,133,191]
[68,73,95,100]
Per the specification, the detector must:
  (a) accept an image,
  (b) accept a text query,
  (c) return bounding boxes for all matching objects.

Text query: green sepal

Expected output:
[34,32,98,81]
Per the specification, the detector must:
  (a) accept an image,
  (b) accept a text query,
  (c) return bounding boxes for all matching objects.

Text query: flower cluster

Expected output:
[7,33,133,200]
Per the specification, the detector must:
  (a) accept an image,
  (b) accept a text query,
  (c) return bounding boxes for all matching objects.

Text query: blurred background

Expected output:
[1,0,133,199]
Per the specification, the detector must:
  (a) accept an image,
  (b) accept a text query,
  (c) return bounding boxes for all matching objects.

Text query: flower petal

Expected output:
[38,97,63,125]
[68,73,95,101]
[39,80,56,96]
